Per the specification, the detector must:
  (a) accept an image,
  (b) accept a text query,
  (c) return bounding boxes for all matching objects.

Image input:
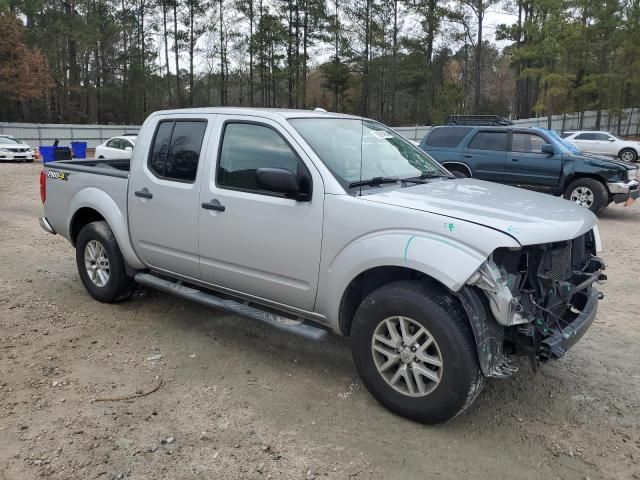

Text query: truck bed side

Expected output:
[43,159,144,269]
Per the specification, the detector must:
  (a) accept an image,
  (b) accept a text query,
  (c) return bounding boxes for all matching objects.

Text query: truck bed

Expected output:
[47,159,130,178]
[43,159,130,241]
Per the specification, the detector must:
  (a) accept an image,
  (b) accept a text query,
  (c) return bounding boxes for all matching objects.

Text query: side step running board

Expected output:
[134,273,328,341]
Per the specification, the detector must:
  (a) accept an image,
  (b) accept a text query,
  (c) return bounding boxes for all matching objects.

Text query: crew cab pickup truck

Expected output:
[419,125,639,213]
[40,108,606,423]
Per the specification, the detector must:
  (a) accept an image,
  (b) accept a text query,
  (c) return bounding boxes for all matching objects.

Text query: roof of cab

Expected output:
[149,107,364,121]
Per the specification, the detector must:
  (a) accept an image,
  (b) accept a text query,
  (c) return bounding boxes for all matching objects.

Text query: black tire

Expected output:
[619,148,638,163]
[563,178,609,213]
[75,221,133,303]
[98,156,105,159]
[350,280,483,424]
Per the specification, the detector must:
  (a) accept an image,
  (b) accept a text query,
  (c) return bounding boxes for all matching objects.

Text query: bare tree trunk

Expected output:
[162,0,172,103]
[173,0,181,106]
[219,0,226,105]
[189,0,194,106]
[473,4,482,114]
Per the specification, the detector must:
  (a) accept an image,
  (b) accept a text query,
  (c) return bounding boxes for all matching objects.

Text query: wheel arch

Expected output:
[67,188,144,269]
[562,172,610,195]
[618,146,638,159]
[442,161,472,177]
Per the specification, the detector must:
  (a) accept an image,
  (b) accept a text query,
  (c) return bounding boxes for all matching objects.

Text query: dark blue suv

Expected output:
[419,125,639,213]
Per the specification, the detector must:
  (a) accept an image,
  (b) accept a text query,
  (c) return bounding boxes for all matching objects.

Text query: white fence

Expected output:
[0,123,141,148]
[2,107,638,147]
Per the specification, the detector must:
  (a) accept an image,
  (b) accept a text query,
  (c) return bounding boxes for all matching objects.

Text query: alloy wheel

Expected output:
[371,316,443,397]
[84,240,110,287]
[570,186,594,208]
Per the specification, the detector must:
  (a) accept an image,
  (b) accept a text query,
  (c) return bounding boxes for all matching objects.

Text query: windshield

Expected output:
[289,118,447,187]
[0,137,21,145]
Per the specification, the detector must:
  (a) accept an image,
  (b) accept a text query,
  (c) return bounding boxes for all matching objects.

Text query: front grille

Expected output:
[8,147,28,152]
[549,243,572,280]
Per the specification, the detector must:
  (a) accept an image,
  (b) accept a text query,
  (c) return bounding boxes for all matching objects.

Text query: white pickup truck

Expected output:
[39,108,606,423]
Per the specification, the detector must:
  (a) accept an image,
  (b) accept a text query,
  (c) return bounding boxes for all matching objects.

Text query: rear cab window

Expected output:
[422,127,473,148]
[148,120,207,183]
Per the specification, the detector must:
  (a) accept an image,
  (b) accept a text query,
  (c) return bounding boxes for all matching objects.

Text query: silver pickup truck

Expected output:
[39,108,606,423]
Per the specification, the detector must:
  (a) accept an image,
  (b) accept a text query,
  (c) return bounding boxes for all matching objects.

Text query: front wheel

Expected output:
[350,281,483,424]
[563,178,609,213]
[619,148,638,163]
[76,221,133,303]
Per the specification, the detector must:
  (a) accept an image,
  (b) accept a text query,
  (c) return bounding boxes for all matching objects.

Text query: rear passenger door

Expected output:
[128,116,211,278]
[502,130,561,189]
[461,130,509,181]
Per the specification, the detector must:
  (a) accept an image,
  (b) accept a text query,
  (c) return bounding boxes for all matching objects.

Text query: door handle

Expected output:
[201,199,226,212]
[464,154,472,158]
[511,158,519,162]
[134,188,153,199]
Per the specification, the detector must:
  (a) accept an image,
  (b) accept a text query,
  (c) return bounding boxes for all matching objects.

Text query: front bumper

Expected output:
[0,152,35,161]
[540,287,598,359]
[609,179,639,203]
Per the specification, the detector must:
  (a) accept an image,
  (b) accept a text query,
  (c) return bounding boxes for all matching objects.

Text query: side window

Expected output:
[467,131,508,151]
[423,127,472,147]
[148,120,207,182]
[593,133,611,141]
[512,133,547,153]
[217,122,310,195]
[107,138,120,149]
[576,133,596,140]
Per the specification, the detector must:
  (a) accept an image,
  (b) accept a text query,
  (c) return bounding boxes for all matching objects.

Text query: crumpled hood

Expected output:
[362,178,598,246]
[571,152,635,171]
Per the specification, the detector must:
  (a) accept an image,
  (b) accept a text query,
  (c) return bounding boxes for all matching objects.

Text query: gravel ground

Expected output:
[1,161,639,480]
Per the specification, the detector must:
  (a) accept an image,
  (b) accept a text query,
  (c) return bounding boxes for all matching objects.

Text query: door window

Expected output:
[107,138,122,149]
[467,131,508,151]
[148,120,207,182]
[512,133,547,153]
[217,122,311,195]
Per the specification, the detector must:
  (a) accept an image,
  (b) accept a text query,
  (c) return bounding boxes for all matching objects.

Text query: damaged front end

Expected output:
[460,228,606,377]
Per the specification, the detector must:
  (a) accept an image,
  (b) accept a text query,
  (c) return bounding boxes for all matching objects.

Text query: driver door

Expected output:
[197,116,324,311]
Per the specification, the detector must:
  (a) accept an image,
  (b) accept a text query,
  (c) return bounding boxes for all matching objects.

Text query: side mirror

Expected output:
[125,146,133,152]
[541,144,555,155]
[608,138,615,142]
[256,167,310,200]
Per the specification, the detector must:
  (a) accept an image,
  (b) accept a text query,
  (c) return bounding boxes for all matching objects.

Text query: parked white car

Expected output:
[95,135,137,159]
[562,131,640,162]
[0,135,36,162]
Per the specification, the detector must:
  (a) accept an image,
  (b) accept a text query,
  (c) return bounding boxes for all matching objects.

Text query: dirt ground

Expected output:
[1,161,639,480]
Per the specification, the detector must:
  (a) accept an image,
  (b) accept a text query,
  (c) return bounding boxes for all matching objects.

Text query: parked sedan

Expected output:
[95,135,137,159]
[0,135,36,162]
[562,131,640,163]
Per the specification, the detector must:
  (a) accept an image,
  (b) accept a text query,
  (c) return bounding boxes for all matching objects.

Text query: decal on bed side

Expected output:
[47,170,70,181]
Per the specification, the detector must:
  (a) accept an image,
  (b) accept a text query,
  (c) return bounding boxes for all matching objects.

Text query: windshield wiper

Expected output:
[401,171,452,184]
[348,176,399,188]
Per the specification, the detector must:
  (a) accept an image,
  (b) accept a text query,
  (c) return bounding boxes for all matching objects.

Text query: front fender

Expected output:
[316,227,520,327]
[68,187,144,269]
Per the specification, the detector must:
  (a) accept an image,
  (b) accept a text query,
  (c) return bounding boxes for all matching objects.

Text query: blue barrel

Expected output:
[70,141,87,159]
[39,146,56,163]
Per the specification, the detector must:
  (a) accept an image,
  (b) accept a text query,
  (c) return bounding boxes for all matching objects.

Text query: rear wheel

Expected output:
[563,178,609,213]
[76,221,133,303]
[350,280,483,424]
[619,148,637,163]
